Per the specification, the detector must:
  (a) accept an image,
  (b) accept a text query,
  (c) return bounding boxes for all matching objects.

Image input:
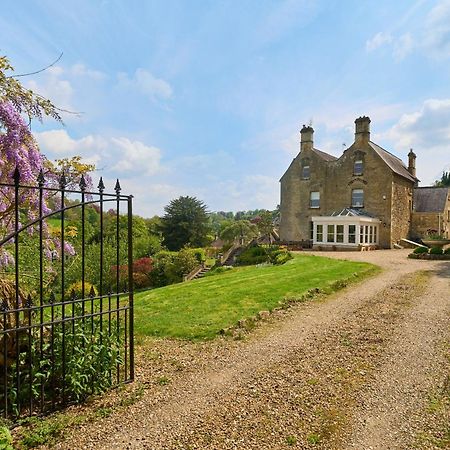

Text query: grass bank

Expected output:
[135,254,379,340]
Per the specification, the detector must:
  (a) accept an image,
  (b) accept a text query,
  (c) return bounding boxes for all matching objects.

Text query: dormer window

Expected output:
[302,165,310,179]
[354,160,363,175]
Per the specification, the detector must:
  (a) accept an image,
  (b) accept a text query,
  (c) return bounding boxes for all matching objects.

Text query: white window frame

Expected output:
[352,189,364,208]
[312,216,380,247]
[310,191,320,208]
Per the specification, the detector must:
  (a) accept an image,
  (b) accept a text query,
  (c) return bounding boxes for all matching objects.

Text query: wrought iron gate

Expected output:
[0,168,134,419]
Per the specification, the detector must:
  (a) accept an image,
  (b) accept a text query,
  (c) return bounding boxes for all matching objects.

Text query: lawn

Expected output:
[134,254,379,340]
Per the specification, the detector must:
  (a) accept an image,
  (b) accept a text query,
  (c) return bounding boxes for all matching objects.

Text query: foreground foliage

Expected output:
[135,254,378,339]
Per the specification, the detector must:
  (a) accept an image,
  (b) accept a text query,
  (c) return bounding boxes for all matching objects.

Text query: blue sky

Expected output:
[1,0,450,216]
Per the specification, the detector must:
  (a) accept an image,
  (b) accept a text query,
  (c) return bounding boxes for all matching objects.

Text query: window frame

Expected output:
[351,189,364,208]
[310,191,320,209]
[302,165,310,180]
[353,159,363,176]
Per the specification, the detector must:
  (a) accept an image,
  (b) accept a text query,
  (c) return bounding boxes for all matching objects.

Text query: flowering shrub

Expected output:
[111,257,153,289]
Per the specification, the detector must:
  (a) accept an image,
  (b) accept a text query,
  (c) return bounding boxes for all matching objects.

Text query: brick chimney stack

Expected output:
[300,125,314,151]
[354,116,371,144]
[408,148,416,178]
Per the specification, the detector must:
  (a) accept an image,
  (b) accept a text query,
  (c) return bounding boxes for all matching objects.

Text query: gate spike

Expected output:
[13,166,20,184]
[49,292,56,304]
[98,177,105,193]
[37,169,45,186]
[114,179,121,194]
[70,289,76,301]
[79,174,87,191]
[89,285,96,298]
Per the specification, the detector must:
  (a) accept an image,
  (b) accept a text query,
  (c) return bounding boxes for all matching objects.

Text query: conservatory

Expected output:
[312,208,381,249]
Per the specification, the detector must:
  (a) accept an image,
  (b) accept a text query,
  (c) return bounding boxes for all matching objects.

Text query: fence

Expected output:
[0,168,134,419]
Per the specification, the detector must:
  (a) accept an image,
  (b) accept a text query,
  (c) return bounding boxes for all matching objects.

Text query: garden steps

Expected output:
[191,266,211,280]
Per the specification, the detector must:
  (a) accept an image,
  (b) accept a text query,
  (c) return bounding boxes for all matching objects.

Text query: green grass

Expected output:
[134,254,379,340]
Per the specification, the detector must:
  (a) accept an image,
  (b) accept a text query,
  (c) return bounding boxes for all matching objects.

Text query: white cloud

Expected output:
[366,32,392,52]
[36,129,106,166]
[111,137,162,175]
[24,62,106,113]
[25,71,74,110]
[36,130,163,176]
[210,175,279,211]
[114,178,182,217]
[70,63,106,80]
[117,69,173,101]
[382,98,450,184]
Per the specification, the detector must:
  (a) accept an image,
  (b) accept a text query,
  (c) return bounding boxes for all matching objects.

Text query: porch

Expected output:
[312,208,381,249]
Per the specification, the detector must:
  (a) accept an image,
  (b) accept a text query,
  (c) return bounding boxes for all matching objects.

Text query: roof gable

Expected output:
[369,142,417,183]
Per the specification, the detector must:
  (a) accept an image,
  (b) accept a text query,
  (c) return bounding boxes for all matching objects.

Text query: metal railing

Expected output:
[0,169,134,419]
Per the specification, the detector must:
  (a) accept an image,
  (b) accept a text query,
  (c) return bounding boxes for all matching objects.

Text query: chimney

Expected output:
[300,124,314,151]
[354,116,371,144]
[408,148,416,178]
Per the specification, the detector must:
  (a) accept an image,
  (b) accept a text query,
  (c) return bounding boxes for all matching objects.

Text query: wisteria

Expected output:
[0,100,91,266]
[0,101,47,264]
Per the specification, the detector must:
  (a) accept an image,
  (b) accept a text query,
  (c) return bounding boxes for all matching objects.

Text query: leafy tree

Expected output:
[160,196,211,250]
[0,56,93,266]
[256,211,274,242]
[220,220,258,244]
[434,171,450,187]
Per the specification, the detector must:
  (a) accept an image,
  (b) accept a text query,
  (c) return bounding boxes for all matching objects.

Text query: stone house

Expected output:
[279,116,450,249]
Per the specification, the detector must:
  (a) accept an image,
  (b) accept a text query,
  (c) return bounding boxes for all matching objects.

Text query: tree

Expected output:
[160,196,211,250]
[220,220,258,245]
[434,171,450,187]
[0,55,93,266]
[256,211,274,242]
[0,55,62,123]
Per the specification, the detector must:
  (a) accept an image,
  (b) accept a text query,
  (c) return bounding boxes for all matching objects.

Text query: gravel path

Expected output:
[53,249,449,450]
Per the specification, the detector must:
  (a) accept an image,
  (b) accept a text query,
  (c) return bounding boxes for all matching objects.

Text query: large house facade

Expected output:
[279,116,450,249]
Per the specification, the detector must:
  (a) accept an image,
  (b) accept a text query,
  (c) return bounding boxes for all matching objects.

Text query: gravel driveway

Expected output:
[54,249,449,450]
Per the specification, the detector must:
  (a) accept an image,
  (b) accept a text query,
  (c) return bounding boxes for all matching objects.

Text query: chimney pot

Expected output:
[354,116,371,143]
[300,124,314,150]
[408,148,416,178]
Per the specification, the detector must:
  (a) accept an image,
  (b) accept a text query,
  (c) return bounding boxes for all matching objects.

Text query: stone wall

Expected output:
[390,174,413,246]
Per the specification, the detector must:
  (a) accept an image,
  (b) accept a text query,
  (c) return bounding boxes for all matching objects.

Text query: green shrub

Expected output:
[0,426,13,450]
[235,245,292,266]
[413,246,428,254]
[189,247,206,264]
[444,247,450,254]
[273,252,293,265]
[429,246,443,255]
[204,266,233,277]
[66,281,98,299]
[150,249,201,287]
[6,304,122,416]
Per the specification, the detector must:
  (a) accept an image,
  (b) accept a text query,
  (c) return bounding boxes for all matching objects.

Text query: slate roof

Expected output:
[413,187,449,212]
[312,148,338,161]
[369,142,417,183]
